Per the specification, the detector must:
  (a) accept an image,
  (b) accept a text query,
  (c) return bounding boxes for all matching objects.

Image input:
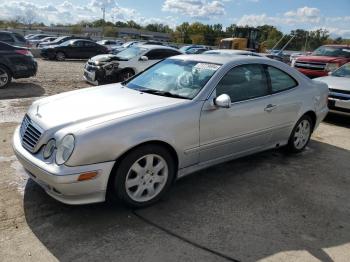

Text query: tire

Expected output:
[287,115,313,153]
[111,144,176,208]
[118,69,134,82]
[56,52,66,61]
[0,65,12,89]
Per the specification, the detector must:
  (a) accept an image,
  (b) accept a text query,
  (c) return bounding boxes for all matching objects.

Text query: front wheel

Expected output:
[0,66,11,89]
[287,115,313,153]
[111,145,175,207]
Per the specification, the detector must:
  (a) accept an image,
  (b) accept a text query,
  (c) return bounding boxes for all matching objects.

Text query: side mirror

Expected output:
[139,56,148,61]
[328,71,332,76]
[214,94,231,108]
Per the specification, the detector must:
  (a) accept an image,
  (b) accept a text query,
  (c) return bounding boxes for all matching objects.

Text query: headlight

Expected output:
[43,139,56,159]
[325,63,339,72]
[56,134,75,165]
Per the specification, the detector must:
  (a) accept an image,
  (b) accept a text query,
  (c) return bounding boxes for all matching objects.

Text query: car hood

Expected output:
[88,54,120,64]
[315,76,350,92]
[296,56,344,63]
[28,83,186,131]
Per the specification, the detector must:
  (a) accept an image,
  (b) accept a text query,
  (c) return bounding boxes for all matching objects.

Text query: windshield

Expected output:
[332,63,350,77]
[312,46,350,58]
[126,59,221,99]
[116,46,146,60]
[122,42,135,48]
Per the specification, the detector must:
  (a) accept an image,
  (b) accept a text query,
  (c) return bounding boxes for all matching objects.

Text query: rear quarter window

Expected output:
[267,66,298,93]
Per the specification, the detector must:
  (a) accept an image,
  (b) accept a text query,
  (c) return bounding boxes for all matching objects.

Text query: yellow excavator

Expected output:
[219,27,267,53]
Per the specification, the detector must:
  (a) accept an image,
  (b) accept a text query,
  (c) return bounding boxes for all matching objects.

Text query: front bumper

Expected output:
[328,98,350,115]
[12,127,115,205]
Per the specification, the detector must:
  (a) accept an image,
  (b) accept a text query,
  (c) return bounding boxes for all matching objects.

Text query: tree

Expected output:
[71,25,83,35]
[104,26,117,37]
[22,10,37,29]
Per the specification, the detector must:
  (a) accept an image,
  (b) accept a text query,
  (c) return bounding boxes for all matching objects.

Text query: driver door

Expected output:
[199,64,275,163]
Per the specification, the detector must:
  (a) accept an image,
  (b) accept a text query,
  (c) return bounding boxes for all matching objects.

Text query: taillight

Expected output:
[15,49,33,57]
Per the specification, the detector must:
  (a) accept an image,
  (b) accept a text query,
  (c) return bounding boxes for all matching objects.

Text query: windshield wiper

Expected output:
[138,89,190,99]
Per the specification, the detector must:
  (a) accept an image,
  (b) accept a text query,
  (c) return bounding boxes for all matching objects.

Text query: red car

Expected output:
[292,45,350,78]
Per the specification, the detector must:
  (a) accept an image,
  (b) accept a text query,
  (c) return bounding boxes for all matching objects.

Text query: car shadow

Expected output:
[0,82,45,99]
[23,140,350,261]
[324,112,350,128]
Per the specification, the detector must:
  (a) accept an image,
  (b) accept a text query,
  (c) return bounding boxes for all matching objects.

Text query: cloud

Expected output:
[162,0,226,19]
[0,0,175,27]
[236,6,350,37]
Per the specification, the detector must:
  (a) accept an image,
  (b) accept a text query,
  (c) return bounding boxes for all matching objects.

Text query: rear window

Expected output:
[13,33,26,42]
[0,33,14,43]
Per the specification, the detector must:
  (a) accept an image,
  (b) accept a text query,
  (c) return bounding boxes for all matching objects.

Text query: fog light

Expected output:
[78,171,98,181]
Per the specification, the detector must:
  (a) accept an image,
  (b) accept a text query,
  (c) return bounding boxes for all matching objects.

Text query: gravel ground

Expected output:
[0,59,350,262]
[0,59,91,100]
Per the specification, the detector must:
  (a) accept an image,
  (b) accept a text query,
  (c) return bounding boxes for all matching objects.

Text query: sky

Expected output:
[1,0,350,38]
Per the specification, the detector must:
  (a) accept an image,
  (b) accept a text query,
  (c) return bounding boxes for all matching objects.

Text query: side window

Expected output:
[145,50,161,60]
[72,41,84,47]
[267,66,297,93]
[216,64,269,103]
[84,41,97,47]
[158,50,181,59]
[0,33,15,43]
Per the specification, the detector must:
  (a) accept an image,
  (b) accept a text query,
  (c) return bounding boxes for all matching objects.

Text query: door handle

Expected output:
[264,104,277,112]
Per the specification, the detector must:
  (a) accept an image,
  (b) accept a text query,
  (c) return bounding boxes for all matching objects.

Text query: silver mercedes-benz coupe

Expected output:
[13,55,329,207]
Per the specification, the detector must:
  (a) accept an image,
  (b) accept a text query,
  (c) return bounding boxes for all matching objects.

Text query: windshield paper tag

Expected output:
[194,63,220,71]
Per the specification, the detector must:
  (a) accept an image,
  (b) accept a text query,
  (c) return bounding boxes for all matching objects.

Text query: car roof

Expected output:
[169,54,271,65]
[138,44,179,51]
[204,49,257,55]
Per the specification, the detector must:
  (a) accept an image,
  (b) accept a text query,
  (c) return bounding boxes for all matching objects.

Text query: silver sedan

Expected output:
[13,55,329,207]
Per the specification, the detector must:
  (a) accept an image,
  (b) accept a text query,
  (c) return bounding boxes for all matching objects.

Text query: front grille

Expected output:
[294,61,326,71]
[20,115,42,152]
[329,88,350,101]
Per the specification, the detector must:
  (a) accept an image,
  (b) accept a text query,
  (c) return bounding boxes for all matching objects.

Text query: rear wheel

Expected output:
[287,115,313,153]
[111,144,175,208]
[56,52,66,61]
[0,66,11,89]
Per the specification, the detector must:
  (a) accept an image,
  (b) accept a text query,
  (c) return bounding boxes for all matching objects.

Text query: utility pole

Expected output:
[101,6,105,38]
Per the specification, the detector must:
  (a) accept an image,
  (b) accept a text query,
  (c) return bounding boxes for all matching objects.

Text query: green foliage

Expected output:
[104,26,117,37]
[0,17,349,49]
[70,25,83,34]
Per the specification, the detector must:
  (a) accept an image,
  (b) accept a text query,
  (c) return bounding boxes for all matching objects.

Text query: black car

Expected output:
[0,41,37,88]
[0,31,28,47]
[40,39,108,61]
[38,35,91,48]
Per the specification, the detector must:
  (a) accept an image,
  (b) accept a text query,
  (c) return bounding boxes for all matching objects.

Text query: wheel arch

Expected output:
[0,63,13,76]
[303,110,317,131]
[106,140,179,195]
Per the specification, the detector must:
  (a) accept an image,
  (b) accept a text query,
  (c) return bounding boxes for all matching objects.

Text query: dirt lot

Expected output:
[0,59,350,262]
[0,59,90,100]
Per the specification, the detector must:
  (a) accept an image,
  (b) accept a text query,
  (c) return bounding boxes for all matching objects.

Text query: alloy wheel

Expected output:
[293,119,311,149]
[125,154,168,202]
[0,69,9,88]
